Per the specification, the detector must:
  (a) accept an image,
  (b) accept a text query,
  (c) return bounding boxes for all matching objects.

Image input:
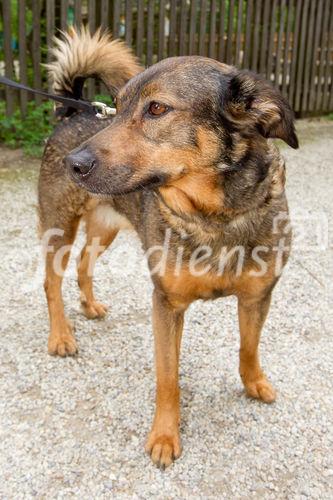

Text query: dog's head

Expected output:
[66,57,298,214]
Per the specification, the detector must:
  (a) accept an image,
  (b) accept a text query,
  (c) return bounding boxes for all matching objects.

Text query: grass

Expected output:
[0,94,114,157]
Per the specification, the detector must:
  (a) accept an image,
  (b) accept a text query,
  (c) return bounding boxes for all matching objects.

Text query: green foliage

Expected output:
[326,113,333,121]
[0,100,54,157]
[94,94,115,107]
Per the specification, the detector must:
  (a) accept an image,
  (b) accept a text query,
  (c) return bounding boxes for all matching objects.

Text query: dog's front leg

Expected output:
[145,289,185,468]
[238,292,277,403]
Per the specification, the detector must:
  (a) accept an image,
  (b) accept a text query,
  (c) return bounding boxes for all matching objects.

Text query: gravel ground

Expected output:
[0,120,332,499]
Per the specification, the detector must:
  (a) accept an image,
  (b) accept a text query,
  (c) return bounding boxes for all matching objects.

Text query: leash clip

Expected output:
[92,101,117,119]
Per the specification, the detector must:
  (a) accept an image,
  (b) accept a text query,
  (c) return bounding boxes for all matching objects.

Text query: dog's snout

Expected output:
[66,147,96,177]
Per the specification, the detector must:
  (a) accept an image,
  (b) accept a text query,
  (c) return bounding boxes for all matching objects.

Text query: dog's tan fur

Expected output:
[39,28,298,468]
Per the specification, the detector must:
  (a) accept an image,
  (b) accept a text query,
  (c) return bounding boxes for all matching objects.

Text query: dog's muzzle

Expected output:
[66,146,97,178]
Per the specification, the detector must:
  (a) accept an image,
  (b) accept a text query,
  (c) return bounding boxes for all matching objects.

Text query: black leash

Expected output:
[0,76,116,118]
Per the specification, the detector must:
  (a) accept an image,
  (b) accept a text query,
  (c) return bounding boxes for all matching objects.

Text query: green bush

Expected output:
[0,100,54,157]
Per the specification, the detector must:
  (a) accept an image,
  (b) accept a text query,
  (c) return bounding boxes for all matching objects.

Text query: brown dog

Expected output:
[39,28,298,468]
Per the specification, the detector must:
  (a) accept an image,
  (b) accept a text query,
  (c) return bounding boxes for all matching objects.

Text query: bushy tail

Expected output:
[46,26,142,99]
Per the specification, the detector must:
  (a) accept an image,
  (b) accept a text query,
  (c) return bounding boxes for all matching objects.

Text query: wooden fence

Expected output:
[1,0,332,117]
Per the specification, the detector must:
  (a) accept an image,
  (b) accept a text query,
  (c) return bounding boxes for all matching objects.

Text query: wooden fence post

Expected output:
[31,0,42,105]
[18,0,28,116]
[2,0,15,116]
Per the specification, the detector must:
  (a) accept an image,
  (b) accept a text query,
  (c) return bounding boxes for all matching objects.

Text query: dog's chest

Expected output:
[160,263,275,307]
[85,202,133,230]
[160,268,234,305]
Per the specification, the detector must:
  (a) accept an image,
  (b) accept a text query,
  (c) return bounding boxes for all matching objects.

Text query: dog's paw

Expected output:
[244,377,276,403]
[81,300,108,319]
[145,431,181,469]
[48,320,77,357]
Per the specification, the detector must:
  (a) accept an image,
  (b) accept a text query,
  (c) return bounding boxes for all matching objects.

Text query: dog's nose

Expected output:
[66,147,96,177]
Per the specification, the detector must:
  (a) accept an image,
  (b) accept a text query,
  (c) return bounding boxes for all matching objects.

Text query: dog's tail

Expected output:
[46,26,141,100]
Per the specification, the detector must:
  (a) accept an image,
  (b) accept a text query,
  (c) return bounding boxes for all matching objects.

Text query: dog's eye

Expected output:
[147,102,168,117]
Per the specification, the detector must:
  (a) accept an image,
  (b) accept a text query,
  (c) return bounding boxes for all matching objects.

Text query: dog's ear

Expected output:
[224,71,299,149]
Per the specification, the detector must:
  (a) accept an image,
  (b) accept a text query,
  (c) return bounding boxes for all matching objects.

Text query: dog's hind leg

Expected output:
[77,211,119,319]
[43,217,80,356]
